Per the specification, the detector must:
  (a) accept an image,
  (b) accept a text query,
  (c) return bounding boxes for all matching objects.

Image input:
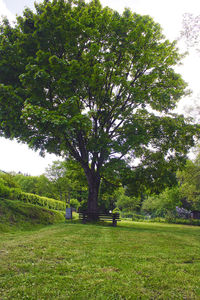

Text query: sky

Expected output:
[0,0,200,175]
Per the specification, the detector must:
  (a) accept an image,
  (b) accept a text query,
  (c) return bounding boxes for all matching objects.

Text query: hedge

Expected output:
[0,185,66,211]
[14,191,66,211]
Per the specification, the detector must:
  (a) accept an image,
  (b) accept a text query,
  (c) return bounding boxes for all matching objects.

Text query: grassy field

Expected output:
[0,220,200,299]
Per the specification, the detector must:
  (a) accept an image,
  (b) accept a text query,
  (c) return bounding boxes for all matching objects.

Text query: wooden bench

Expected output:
[79,212,121,226]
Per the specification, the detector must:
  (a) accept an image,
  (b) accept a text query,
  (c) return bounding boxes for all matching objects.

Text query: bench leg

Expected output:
[112,219,117,227]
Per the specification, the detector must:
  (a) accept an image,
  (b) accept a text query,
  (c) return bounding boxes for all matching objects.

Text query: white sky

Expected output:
[0,0,200,175]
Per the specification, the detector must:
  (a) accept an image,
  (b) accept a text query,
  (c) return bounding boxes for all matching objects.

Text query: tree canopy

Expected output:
[177,150,200,210]
[0,0,199,216]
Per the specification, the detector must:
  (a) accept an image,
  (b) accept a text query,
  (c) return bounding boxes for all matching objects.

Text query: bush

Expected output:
[1,187,66,212]
[173,218,200,226]
[132,213,150,221]
[78,200,88,212]
[115,187,140,212]
[14,191,66,211]
[0,180,12,198]
[0,179,65,211]
[142,187,181,217]
[142,216,200,226]
[69,198,80,211]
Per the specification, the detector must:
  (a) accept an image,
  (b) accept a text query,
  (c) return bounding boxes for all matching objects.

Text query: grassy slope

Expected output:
[0,220,200,299]
[0,198,65,232]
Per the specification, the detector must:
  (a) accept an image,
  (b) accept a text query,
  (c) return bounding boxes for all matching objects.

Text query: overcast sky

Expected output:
[0,0,200,175]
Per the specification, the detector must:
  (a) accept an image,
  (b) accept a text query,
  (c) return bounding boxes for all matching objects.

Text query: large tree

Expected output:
[0,0,199,218]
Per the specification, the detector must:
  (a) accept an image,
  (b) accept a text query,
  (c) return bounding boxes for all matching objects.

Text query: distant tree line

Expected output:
[1,146,200,218]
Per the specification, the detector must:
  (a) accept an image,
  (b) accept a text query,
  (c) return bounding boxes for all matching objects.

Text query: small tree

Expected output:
[0,0,199,218]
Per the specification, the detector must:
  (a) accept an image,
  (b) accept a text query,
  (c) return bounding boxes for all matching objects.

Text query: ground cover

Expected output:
[0,199,65,232]
[0,220,200,299]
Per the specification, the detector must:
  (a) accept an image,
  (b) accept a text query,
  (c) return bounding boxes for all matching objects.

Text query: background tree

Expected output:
[114,187,140,213]
[177,151,200,210]
[0,172,19,189]
[0,0,199,218]
[45,161,72,201]
[13,173,54,198]
[141,186,181,218]
[45,159,87,202]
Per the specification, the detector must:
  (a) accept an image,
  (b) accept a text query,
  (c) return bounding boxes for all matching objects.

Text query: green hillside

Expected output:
[0,198,65,232]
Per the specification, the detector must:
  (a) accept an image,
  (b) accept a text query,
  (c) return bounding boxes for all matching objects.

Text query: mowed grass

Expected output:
[0,220,200,299]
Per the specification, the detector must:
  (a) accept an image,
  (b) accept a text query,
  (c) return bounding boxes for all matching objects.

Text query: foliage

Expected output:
[69,198,80,211]
[97,180,119,212]
[0,172,21,199]
[78,199,88,212]
[145,216,200,226]
[169,218,200,226]
[45,160,72,201]
[0,0,199,213]
[14,191,66,211]
[123,157,180,197]
[13,173,54,198]
[177,153,200,210]
[0,172,20,189]
[141,186,181,217]
[45,159,87,202]
[0,174,66,211]
[0,179,13,198]
[114,187,140,212]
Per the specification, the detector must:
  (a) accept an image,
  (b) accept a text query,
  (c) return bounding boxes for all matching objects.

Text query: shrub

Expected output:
[69,198,80,211]
[132,213,150,221]
[142,187,181,217]
[0,180,11,198]
[7,189,66,211]
[115,187,140,212]
[78,200,88,212]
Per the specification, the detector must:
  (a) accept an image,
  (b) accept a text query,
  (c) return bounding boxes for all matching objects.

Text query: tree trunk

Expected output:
[84,168,101,221]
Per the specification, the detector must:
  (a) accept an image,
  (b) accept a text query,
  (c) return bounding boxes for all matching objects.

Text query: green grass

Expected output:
[0,199,65,232]
[0,220,200,299]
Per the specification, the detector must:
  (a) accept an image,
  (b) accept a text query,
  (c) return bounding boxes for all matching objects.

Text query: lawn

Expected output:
[0,220,200,299]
